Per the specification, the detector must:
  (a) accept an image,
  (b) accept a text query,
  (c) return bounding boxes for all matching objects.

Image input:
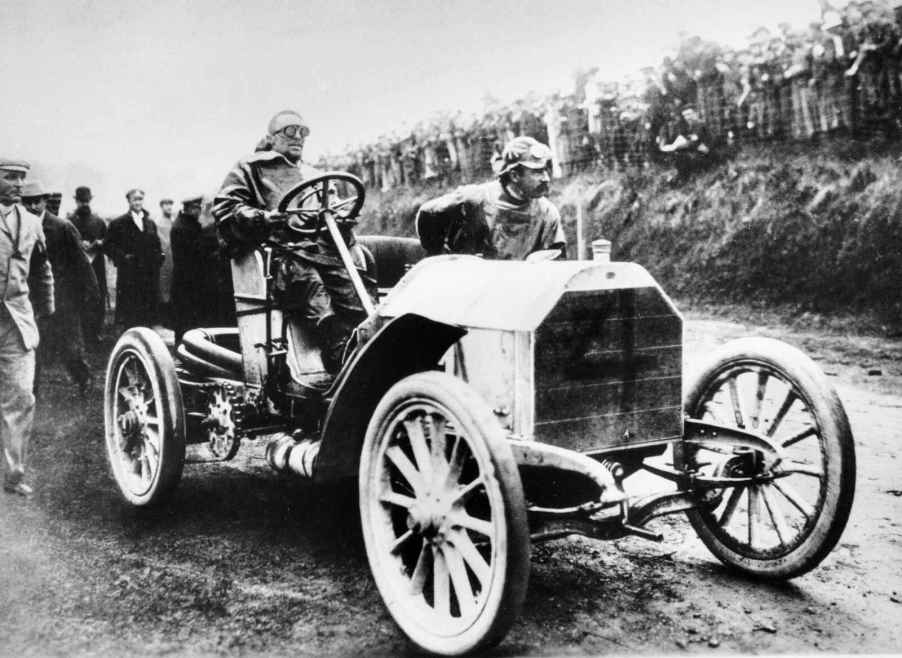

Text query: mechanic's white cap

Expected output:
[497,136,553,176]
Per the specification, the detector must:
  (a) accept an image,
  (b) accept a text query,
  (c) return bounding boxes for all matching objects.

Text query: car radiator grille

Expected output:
[533,287,682,452]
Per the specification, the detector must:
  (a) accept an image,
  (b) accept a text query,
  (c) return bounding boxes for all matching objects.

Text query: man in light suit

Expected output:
[0,159,55,497]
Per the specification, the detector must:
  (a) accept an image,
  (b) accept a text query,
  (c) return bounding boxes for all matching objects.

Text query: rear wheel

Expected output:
[104,328,185,506]
[684,337,856,579]
[359,372,529,656]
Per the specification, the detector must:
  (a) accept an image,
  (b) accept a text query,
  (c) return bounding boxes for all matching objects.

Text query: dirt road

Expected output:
[2,308,900,656]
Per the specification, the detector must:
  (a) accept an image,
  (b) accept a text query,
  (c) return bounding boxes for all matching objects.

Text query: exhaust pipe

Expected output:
[264,434,320,479]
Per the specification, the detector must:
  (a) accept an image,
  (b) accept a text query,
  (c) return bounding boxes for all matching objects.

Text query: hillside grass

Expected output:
[357,139,902,335]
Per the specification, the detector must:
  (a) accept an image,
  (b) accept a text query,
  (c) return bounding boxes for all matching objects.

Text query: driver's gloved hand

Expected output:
[236,207,269,232]
[262,210,286,225]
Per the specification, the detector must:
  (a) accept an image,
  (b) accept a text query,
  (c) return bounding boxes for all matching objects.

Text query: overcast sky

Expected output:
[1,0,818,216]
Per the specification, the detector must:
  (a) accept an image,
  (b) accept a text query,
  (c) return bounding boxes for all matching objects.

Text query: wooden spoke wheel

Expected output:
[104,328,185,506]
[359,372,529,656]
[277,171,365,236]
[684,337,856,579]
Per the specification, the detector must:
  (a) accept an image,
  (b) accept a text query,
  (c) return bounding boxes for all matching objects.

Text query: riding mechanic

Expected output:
[415,136,567,260]
[212,110,374,377]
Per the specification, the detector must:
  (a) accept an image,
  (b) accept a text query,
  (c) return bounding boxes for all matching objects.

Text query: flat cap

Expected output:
[0,158,30,174]
[182,195,204,206]
[48,192,62,200]
[21,180,48,198]
[74,186,93,201]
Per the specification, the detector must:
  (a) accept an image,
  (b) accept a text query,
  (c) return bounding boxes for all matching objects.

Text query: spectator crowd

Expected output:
[6,170,232,378]
[0,155,240,497]
[324,0,902,185]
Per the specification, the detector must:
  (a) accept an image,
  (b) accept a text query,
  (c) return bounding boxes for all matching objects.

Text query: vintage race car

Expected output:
[104,173,856,656]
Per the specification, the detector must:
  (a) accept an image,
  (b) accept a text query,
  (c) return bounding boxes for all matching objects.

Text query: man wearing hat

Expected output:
[213,109,375,376]
[415,136,566,260]
[659,105,713,181]
[170,195,210,343]
[46,192,63,217]
[0,159,54,497]
[68,186,108,345]
[104,189,164,330]
[21,180,99,395]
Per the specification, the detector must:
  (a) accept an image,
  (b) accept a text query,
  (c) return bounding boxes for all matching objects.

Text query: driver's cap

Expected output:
[497,136,553,176]
[268,109,310,136]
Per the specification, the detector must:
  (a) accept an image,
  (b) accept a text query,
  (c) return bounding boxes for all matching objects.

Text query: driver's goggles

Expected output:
[276,125,310,139]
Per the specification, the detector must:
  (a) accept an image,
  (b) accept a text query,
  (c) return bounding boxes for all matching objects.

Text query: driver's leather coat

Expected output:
[213,150,321,256]
[212,149,374,343]
[213,151,371,271]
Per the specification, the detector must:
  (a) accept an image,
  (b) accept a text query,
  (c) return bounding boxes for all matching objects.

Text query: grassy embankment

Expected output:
[357,139,902,334]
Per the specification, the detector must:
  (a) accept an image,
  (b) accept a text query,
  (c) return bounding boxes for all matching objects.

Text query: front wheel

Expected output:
[104,327,186,506]
[684,337,856,579]
[359,372,529,656]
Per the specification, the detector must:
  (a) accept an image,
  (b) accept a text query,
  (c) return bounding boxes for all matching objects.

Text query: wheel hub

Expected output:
[724,453,752,477]
[117,406,148,473]
[407,490,453,542]
[118,409,143,436]
[118,385,149,435]
[118,398,148,446]
[725,448,772,481]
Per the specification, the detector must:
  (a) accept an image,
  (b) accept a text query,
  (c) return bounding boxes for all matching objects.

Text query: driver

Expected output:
[415,136,566,260]
[213,110,373,375]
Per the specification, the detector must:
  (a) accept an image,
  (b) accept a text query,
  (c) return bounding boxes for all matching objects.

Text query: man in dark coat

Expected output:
[46,192,62,216]
[170,195,208,343]
[68,186,107,345]
[213,109,374,375]
[659,105,713,182]
[104,188,163,330]
[157,197,175,327]
[21,181,100,394]
[201,217,236,328]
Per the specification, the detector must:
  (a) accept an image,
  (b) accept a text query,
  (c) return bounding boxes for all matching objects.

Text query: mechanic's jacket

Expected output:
[0,204,54,349]
[415,180,566,260]
[213,150,347,264]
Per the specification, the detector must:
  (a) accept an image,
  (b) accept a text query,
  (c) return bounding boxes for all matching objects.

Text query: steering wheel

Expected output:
[276,171,366,236]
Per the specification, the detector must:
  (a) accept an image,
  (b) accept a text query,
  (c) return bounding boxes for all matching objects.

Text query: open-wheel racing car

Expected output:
[104,172,856,656]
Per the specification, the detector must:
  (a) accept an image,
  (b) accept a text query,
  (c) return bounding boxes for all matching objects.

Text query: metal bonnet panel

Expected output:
[376,255,668,332]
